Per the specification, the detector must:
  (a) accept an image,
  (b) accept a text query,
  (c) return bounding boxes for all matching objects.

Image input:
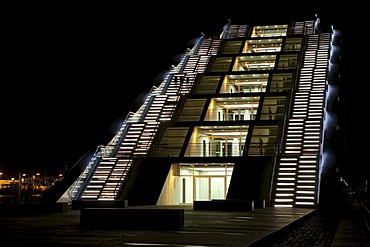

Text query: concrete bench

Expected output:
[72,200,128,210]
[80,207,184,230]
[0,202,68,214]
[193,199,254,211]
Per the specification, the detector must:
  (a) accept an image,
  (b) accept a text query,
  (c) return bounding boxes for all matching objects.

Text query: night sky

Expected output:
[1,5,366,185]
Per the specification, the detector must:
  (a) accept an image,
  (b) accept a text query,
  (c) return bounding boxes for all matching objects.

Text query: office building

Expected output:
[54,15,344,209]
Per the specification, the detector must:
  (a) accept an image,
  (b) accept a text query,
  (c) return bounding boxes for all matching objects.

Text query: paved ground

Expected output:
[252,198,369,247]
[0,199,368,246]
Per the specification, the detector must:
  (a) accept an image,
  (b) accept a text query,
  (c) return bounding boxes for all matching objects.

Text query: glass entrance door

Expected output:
[210,177,225,199]
[194,176,225,201]
[194,177,209,201]
[157,163,234,205]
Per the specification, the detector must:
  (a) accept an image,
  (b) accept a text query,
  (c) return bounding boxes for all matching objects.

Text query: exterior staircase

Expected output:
[272,33,331,207]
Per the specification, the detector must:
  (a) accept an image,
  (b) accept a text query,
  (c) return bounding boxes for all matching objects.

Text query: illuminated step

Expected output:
[274,204,293,208]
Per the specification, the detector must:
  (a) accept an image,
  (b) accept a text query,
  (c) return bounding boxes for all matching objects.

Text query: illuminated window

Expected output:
[185,125,248,157]
[233,55,276,71]
[220,73,269,93]
[251,24,288,37]
[243,38,283,53]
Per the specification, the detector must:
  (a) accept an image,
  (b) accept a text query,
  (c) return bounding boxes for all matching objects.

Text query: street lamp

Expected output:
[11,177,15,191]
[0,173,3,191]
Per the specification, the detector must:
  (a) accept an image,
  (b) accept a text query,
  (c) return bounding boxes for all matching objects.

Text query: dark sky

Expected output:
[1,5,366,183]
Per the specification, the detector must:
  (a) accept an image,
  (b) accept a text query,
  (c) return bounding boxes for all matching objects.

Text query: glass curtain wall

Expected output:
[157,22,297,205]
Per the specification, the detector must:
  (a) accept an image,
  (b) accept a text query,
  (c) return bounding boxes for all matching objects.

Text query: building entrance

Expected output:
[157,163,234,205]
